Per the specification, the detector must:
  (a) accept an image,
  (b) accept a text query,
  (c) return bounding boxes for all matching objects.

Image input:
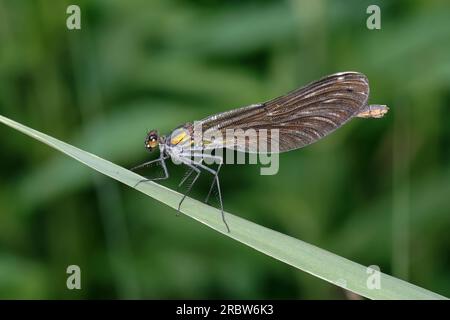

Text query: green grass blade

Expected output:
[0,114,446,300]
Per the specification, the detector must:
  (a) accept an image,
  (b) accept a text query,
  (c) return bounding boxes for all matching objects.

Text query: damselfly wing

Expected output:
[132,72,388,232]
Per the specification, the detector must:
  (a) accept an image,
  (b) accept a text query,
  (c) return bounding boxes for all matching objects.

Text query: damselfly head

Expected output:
[144,130,159,152]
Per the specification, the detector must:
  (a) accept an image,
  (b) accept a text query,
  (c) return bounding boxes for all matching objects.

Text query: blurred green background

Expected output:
[0,0,449,299]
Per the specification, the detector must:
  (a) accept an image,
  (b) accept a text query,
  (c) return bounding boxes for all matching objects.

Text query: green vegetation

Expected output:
[0,0,449,298]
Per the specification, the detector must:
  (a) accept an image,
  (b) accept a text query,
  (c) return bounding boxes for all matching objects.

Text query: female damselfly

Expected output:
[132,71,388,232]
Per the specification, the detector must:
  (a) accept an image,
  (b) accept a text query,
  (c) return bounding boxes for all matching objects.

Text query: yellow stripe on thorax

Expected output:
[170,128,191,145]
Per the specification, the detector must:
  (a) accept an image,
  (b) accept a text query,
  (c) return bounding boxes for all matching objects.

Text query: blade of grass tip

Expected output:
[0,114,446,300]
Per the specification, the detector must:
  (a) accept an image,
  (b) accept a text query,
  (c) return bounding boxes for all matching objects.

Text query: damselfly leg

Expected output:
[177,155,223,205]
[131,154,170,187]
[176,159,201,213]
[176,146,210,190]
[177,158,204,190]
[177,153,229,232]
[199,155,223,205]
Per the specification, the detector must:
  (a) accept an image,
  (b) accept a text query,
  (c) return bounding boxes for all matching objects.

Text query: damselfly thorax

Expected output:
[132,72,389,232]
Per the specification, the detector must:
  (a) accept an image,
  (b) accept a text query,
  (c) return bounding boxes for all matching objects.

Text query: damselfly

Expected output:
[132,72,388,232]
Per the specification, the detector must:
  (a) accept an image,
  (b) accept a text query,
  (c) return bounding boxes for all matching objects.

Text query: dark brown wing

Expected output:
[200,72,369,153]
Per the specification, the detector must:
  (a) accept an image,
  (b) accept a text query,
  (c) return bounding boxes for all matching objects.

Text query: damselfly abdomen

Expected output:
[132,72,388,232]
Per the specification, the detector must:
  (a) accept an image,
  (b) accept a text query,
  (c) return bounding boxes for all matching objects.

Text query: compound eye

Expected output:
[148,138,158,148]
[146,134,158,149]
[145,130,159,150]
